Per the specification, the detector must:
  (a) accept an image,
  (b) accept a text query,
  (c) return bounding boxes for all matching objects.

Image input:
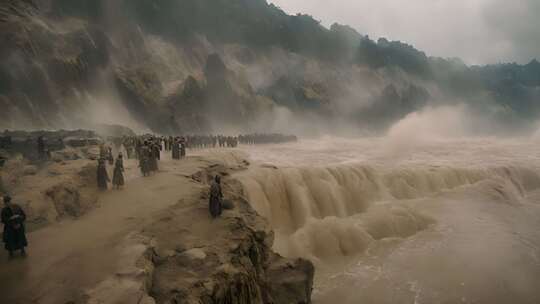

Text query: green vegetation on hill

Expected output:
[1,0,538,133]
[48,0,538,83]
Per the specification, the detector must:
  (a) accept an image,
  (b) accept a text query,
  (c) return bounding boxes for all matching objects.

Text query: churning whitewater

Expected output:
[235,135,540,304]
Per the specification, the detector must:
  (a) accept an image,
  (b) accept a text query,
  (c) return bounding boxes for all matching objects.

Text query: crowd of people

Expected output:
[1,133,297,259]
[96,136,167,191]
[96,132,297,193]
[119,133,297,152]
[238,133,298,145]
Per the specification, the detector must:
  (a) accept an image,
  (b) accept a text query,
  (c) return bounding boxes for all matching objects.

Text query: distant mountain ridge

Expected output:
[1,0,538,134]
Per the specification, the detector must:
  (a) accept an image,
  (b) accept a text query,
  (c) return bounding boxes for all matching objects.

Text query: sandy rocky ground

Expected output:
[0,146,314,304]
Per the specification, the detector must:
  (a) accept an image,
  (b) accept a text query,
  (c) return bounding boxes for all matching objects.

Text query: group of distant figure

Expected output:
[94,133,296,191]
[238,133,298,145]
[96,144,125,191]
[1,132,297,259]
[124,133,298,150]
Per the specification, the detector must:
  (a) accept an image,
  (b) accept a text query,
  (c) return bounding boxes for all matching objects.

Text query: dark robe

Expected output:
[140,157,149,176]
[139,147,150,176]
[97,162,110,190]
[112,159,125,187]
[172,142,180,159]
[153,144,161,161]
[180,143,186,158]
[209,181,223,218]
[149,149,158,172]
[1,204,28,251]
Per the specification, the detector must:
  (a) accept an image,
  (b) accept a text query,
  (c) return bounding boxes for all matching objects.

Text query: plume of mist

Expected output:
[383,104,469,155]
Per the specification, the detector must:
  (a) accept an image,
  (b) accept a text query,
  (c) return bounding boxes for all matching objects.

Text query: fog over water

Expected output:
[233,113,540,303]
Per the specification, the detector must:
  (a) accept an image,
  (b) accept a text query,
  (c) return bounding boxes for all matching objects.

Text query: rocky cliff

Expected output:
[1,0,538,135]
[144,167,314,304]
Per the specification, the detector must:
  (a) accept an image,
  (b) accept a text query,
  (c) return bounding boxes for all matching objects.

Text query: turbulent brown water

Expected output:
[234,135,540,304]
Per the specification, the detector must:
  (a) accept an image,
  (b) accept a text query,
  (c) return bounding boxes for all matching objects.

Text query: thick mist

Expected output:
[2,0,538,136]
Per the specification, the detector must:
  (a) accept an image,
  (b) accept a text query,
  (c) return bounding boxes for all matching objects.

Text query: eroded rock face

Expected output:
[145,177,314,304]
[0,144,99,224]
[0,1,111,130]
[150,217,314,304]
[266,257,315,304]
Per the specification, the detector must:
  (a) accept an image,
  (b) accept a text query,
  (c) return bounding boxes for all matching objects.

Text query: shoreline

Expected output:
[0,151,315,304]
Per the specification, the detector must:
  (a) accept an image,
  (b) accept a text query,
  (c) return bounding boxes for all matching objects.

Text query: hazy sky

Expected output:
[269,0,539,65]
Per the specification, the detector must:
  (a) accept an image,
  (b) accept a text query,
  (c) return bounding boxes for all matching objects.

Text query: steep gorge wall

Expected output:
[137,167,315,304]
[0,0,434,135]
[2,0,540,135]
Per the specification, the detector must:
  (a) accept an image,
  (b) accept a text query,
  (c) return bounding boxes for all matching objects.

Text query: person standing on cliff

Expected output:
[97,158,110,190]
[1,195,28,258]
[112,153,125,189]
[209,175,223,218]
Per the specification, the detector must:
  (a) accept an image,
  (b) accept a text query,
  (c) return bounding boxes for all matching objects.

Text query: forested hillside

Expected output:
[1,0,538,134]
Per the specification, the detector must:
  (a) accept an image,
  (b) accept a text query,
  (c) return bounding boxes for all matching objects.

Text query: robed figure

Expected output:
[112,154,125,189]
[97,158,110,190]
[209,175,223,218]
[172,140,180,160]
[139,145,151,176]
[1,196,27,258]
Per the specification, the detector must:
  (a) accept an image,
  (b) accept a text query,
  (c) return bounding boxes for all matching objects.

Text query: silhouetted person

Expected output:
[97,158,110,190]
[139,145,151,176]
[209,175,223,218]
[153,142,161,162]
[1,196,27,258]
[112,153,125,189]
[149,143,159,172]
[172,139,180,160]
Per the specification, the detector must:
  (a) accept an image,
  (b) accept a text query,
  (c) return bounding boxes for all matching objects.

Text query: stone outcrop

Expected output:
[142,170,314,304]
[0,136,100,224]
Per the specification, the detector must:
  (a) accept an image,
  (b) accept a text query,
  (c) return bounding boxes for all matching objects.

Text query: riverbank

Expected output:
[0,150,314,304]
